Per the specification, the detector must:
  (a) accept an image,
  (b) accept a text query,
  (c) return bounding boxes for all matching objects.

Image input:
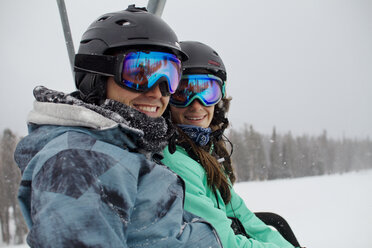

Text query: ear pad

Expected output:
[76,72,107,105]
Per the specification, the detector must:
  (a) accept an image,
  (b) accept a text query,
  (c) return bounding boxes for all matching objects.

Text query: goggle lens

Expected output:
[170,74,224,107]
[121,51,182,94]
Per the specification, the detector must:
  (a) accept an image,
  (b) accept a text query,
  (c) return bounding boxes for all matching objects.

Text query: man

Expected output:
[14,5,221,248]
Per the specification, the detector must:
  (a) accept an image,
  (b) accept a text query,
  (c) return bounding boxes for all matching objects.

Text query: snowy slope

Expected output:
[2,170,372,248]
[234,169,372,248]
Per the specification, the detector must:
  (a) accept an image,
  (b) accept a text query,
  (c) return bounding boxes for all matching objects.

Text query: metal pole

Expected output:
[56,0,75,76]
[147,0,167,17]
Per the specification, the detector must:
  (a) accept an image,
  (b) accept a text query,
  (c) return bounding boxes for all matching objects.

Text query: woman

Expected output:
[162,41,299,248]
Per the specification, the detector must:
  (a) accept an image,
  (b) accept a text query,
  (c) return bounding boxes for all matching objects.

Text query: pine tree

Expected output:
[242,124,255,181]
[229,128,249,182]
[246,125,268,180]
[0,129,27,244]
[293,135,307,177]
[281,132,296,178]
[268,127,282,179]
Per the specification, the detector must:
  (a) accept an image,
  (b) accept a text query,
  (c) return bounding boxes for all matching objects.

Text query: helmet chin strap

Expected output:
[210,128,224,141]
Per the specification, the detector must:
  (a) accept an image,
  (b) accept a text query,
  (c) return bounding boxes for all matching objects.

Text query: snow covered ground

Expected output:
[234,169,372,248]
[2,169,371,248]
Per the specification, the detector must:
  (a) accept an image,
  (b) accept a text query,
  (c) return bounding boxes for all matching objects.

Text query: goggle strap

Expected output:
[74,54,117,76]
[221,82,226,98]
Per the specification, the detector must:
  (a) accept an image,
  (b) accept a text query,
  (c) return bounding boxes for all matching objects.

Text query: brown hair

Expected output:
[174,97,236,204]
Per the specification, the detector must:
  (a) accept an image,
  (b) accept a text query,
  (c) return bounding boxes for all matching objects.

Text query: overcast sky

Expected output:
[1,0,371,139]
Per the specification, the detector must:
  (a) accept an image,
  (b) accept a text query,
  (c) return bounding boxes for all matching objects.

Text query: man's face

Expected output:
[106,77,170,118]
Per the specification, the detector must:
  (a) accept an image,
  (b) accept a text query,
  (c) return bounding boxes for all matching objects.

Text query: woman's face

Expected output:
[170,100,214,128]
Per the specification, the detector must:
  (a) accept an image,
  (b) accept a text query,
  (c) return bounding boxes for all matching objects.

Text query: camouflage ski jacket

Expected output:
[14,86,222,248]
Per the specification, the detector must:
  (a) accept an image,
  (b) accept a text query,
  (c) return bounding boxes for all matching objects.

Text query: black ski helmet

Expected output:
[75,5,187,104]
[180,41,226,81]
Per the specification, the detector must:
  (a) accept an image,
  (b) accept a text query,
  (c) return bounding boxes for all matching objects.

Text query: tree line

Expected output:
[228,124,372,182]
[1,126,372,244]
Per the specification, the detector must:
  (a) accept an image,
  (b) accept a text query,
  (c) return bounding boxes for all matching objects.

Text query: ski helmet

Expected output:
[180,41,226,81]
[75,5,187,104]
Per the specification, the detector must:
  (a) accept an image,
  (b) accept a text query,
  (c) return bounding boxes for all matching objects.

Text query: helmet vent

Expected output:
[213,50,219,56]
[97,16,110,22]
[208,60,221,67]
[128,37,149,40]
[116,20,132,26]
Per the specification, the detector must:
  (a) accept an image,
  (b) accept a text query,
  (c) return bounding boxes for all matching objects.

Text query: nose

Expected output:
[189,99,204,110]
[144,84,163,98]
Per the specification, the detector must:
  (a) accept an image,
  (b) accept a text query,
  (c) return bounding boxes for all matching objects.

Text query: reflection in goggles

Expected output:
[171,74,224,107]
[121,51,182,94]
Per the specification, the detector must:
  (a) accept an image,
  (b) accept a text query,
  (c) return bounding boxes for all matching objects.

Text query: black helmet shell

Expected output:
[78,5,186,59]
[180,41,226,81]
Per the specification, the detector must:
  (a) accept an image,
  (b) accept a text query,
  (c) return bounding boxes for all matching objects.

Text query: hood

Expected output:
[28,86,143,133]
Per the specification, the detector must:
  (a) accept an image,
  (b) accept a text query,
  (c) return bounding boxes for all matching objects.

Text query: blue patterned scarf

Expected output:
[178,124,212,146]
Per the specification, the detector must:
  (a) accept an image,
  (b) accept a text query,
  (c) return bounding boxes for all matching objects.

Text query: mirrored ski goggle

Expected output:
[74,51,182,95]
[170,74,225,107]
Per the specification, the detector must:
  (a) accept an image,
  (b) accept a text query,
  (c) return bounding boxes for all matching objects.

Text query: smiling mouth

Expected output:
[134,105,158,113]
[185,115,206,121]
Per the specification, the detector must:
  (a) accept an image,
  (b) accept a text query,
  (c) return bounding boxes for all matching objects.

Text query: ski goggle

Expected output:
[170,74,225,107]
[74,51,182,95]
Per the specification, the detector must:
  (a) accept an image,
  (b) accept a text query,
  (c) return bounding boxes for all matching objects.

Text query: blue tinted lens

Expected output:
[170,74,223,107]
[121,51,182,93]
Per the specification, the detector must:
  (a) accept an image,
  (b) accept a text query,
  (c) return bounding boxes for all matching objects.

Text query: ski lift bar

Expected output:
[147,0,167,17]
[56,0,75,75]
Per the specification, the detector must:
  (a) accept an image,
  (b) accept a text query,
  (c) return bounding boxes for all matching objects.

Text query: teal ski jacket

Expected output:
[162,145,295,248]
[14,87,222,248]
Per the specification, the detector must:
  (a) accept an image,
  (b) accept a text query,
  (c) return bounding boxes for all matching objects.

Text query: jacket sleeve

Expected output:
[226,187,295,248]
[162,147,294,248]
[26,146,135,248]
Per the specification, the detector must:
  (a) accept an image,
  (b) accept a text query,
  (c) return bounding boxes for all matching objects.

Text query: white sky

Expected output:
[1,0,371,139]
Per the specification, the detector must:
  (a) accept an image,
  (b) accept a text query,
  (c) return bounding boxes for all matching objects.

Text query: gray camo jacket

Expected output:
[14,87,222,248]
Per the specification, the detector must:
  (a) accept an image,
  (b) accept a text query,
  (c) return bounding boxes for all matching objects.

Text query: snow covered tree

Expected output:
[0,129,27,244]
[308,136,325,176]
[294,135,311,177]
[229,128,250,182]
[356,138,372,171]
[281,132,296,178]
[245,125,268,181]
[318,130,336,174]
[335,137,354,173]
[268,127,290,179]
